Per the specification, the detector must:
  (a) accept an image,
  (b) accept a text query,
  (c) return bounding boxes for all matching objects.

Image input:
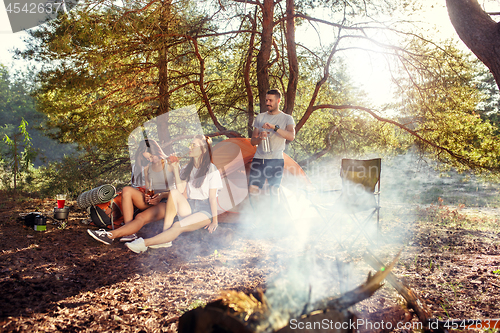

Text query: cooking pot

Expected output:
[54,207,70,220]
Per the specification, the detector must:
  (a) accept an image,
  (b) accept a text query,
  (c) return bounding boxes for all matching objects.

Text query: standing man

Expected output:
[249,89,295,212]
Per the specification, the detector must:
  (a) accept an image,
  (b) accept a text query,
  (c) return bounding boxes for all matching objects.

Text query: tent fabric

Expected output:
[211,138,311,222]
[212,138,310,184]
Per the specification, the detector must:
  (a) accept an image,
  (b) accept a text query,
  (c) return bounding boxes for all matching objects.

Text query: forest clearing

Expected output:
[1,161,500,332]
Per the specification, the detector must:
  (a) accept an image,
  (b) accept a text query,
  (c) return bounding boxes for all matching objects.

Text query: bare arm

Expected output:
[262,122,295,141]
[171,162,187,194]
[281,124,295,141]
[205,188,218,233]
[250,127,264,146]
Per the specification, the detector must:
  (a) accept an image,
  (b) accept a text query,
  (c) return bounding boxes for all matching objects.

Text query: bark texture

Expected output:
[256,0,274,113]
[283,0,298,116]
[446,0,500,89]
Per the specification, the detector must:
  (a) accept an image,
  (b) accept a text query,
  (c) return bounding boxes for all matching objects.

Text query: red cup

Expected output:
[56,194,66,208]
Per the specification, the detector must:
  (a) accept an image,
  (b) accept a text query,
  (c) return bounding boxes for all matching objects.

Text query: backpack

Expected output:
[88,191,125,229]
[89,205,112,228]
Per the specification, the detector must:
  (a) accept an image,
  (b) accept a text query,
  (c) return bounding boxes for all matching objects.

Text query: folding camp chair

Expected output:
[312,158,381,251]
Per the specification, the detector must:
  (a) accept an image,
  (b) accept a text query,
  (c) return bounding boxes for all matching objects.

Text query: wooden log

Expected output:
[311,250,400,313]
[363,250,432,324]
[178,253,400,333]
[178,306,253,333]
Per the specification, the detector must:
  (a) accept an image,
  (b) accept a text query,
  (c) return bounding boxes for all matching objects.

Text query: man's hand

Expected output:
[262,122,275,130]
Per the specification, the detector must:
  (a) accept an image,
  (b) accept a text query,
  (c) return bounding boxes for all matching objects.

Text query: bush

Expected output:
[27,151,132,199]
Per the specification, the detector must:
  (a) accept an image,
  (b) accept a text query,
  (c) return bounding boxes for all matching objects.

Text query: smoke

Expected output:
[124,108,437,329]
[230,152,433,330]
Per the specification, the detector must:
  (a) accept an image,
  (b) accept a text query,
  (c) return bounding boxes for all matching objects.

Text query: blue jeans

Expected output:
[248,158,284,188]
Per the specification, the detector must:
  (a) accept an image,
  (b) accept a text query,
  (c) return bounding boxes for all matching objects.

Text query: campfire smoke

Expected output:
[178,252,400,333]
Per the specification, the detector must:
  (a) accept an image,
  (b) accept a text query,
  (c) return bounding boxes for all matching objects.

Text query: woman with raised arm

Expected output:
[88,135,222,252]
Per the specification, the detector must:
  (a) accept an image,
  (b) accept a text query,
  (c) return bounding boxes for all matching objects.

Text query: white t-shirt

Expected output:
[185,163,223,200]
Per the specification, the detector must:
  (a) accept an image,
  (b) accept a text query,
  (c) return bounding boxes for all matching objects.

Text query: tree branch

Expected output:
[295,31,344,133]
[297,124,338,167]
[185,36,227,132]
[312,104,483,168]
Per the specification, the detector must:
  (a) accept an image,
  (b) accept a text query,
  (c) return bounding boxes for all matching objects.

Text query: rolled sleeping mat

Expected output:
[77,184,116,209]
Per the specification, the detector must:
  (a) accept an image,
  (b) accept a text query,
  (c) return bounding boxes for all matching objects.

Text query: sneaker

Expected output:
[149,242,172,249]
[87,229,113,245]
[120,233,138,242]
[125,238,148,253]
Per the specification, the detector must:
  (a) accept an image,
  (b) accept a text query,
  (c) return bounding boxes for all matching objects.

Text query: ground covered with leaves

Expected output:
[1,190,500,332]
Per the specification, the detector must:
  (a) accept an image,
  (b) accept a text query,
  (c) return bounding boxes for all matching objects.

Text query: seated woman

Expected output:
[88,135,222,251]
[88,139,174,243]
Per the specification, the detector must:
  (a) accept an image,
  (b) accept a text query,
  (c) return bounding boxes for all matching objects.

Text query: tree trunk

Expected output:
[256,0,274,113]
[245,12,257,137]
[446,0,500,89]
[157,0,173,152]
[283,0,298,116]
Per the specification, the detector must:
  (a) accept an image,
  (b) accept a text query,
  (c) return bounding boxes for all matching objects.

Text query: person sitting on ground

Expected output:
[90,139,175,242]
[87,135,222,252]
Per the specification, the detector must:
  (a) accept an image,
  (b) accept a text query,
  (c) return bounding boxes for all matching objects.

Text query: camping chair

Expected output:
[313,158,381,251]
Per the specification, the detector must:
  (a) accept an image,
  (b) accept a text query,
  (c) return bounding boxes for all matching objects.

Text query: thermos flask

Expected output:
[261,136,271,154]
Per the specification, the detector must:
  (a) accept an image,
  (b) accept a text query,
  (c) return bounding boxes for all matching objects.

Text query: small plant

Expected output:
[58,220,68,230]
[178,299,206,315]
[440,301,450,317]
[2,118,38,191]
[446,281,462,298]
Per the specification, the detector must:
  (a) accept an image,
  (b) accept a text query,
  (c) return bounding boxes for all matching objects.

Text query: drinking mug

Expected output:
[56,194,66,209]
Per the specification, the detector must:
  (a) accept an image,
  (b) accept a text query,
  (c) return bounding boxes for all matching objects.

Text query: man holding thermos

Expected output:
[249,89,295,216]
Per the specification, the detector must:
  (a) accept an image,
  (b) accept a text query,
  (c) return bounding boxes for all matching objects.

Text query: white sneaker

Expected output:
[120,233,138,242]
[149,242,172,249]
[125,238,148,253]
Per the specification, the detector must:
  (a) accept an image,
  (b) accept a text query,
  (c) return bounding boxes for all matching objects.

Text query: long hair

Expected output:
[180,135,213,188]
[132,139,167,185]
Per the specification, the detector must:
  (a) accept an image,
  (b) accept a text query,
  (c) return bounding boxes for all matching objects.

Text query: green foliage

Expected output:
[0,64,76,165]
[12,0,500,200]
[389,41,500,171]
[475,68,500,131]
[29,149,132,199]
[20,0,216,151]
[2,118,38,190]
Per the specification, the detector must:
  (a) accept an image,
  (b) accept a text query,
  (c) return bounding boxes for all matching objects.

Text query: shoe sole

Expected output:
[149,243,172,249]
[119,236,138,242]
[87,229,112,245]
[125,242,146,253]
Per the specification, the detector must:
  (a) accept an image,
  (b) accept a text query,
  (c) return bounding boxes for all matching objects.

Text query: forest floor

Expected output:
[1,183,500,332]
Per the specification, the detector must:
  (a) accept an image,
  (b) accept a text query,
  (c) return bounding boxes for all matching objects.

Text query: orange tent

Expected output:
[211,138,311,222]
